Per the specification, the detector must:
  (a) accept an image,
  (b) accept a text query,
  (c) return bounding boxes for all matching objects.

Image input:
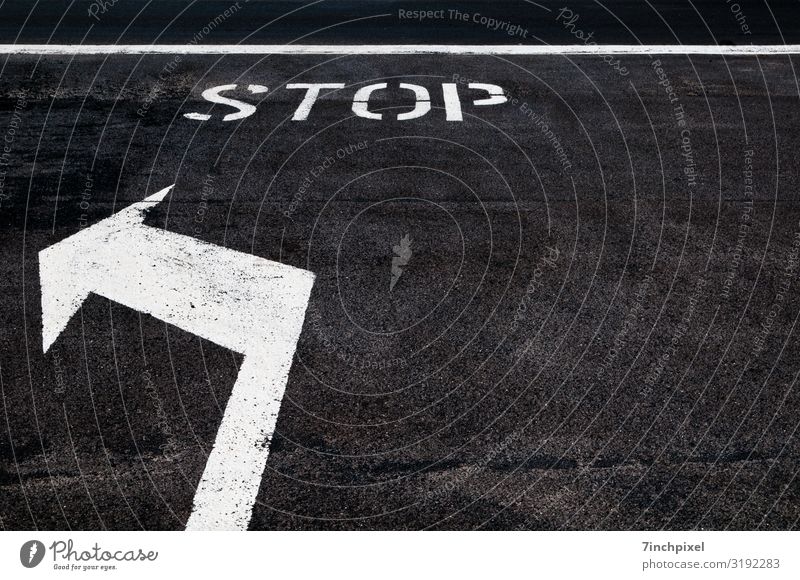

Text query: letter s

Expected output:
[183,84,259,122]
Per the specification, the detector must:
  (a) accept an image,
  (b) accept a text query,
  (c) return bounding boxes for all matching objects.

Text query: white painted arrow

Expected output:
[39,184,315,530]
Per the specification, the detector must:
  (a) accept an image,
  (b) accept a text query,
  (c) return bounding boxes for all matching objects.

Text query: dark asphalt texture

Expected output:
[1,2,800,531]
[2,0,799,45]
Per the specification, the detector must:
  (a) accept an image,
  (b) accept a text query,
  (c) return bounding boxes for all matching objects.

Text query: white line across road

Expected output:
[0,44,799,55]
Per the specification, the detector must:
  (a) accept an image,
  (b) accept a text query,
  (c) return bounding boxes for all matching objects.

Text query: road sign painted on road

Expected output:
[39,184,315,530]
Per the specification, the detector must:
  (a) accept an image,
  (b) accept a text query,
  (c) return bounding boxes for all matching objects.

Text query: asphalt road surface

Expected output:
[1,2,800,531]
[2,0,800,45]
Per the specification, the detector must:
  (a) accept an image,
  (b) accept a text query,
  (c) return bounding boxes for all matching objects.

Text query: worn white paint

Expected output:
[352,82,386,120]
[184,84,267,122]
[351,82,433,121]
[468,83,507,106]
[183,112,213,121]
[442,83,462,121]
[396,83,430,121]
[2,44,799,55]
[39,184,315,530]
[285,83,345,120]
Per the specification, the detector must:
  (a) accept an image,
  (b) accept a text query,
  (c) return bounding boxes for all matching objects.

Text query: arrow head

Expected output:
[39,184,175,353]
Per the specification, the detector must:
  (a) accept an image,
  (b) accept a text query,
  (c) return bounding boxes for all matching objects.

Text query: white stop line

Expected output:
[1,44,799,55]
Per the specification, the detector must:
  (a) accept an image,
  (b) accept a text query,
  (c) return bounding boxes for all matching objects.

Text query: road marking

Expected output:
[183,84,264,122]
[39,184,316,530]
[352,83,387,120]
[184,82,508,123]
[2,44,799,55]
[396,83,430,121]
[442,83,463,121]
[469,83,508,106]
[285,83,345,120]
